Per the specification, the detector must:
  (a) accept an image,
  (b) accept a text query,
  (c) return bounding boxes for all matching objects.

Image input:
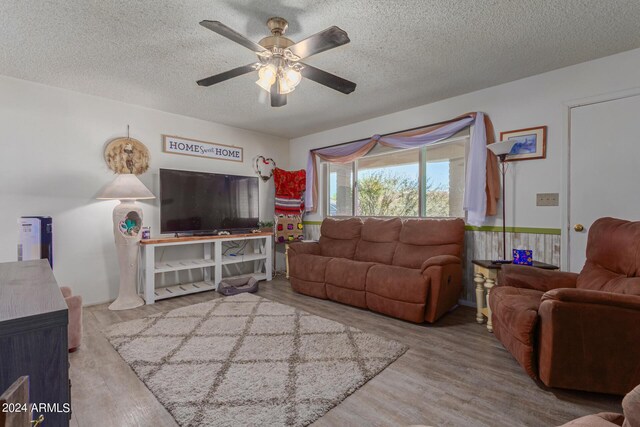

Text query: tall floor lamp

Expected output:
[97,174,155,310]
[487,140,516,262]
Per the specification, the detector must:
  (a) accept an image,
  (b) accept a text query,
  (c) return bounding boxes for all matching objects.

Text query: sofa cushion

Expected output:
[290,253,331,283]
[490,286,544,378]
[325,258,375,291]
[326,285,366,308]
[578,262,640,296]
[365,264,429,304]
[319,217,363,259]
[290,277,327,299]
[354,218,401,264]
[583,217,640,278]
[398,218,465,246]
[392,218,464,268]
[366,293,426,323]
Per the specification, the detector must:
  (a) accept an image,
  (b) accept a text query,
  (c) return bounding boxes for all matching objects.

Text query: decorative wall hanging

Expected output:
[273,168,306,214]
[104,126,150,175]
[500,126,547,162]
[163,135,243,162]
[275,214,304,243]
[254,156,276,181]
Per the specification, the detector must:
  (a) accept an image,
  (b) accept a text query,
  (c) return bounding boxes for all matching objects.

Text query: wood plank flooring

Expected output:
[70,279,622,426]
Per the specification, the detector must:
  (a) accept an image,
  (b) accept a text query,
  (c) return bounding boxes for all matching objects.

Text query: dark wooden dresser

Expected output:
[0,260,70,426]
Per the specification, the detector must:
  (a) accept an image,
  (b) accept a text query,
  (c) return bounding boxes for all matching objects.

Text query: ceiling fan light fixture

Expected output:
[256,64,277,92]
[277,75,295,95]
[197,18,356,106]
[284,67,302,88]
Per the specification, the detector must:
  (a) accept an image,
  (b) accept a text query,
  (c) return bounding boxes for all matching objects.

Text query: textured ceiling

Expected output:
[1,0,640,138]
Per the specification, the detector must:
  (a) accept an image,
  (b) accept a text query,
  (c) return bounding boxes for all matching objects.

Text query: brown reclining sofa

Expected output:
[288,217,465,323]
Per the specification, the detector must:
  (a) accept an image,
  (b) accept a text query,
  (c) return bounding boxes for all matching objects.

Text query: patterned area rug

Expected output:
[106,293,408,427]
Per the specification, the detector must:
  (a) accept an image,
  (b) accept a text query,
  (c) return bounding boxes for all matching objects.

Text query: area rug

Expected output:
[106,293,408,427]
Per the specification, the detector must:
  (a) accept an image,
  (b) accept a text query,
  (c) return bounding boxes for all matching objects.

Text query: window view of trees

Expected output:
[327,138,467,218]
[357,171,418,216]
[357,172,450,217]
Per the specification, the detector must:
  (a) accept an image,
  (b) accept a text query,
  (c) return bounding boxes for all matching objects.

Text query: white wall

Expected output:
[290,47,640,228]
[0,76,289,305]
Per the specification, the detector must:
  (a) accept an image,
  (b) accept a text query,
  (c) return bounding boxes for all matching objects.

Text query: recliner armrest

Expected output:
[288,241,320,256]
[420,255,461,273]
[538,287,640,394]
[420,256,463,323]
[542,288,640,311]
[499,264,578,292]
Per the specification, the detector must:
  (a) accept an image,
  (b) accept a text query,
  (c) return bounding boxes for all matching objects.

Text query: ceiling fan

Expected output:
[197,17,356,107]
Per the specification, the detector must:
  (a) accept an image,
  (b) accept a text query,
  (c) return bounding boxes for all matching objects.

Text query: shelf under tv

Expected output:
[221,253,268,265]
[154,258,217,273]
[140,233,273,304]
[154,281,216,301]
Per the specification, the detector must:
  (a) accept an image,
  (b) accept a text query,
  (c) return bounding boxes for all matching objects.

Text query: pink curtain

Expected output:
[305,112,499,225]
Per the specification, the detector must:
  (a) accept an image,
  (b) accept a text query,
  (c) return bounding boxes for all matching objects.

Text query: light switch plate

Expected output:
[536,193,559,206]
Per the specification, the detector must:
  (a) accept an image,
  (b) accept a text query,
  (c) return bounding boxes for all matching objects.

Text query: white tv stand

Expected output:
[139,232,272,304]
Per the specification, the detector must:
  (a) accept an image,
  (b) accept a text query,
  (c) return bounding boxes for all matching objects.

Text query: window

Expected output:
[327,163,354,216]
[325,136,468,218]
[423,139,466,218]
[356,148,420,217]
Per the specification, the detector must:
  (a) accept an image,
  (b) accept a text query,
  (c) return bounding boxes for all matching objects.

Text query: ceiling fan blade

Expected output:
[200,20,267,53]
[287,26,350,59]
[300,63,356,94]
[270,87,287,107]
[197,63,256,87]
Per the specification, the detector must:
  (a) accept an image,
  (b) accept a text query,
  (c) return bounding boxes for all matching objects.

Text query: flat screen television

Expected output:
[160,168,259,234]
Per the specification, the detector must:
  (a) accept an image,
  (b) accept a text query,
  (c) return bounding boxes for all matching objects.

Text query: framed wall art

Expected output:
[500,126,547,161]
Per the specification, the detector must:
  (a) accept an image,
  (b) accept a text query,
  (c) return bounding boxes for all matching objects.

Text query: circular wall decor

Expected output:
[104,137,150,175]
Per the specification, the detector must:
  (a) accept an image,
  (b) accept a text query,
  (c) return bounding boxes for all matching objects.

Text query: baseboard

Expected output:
[458,299,476,308]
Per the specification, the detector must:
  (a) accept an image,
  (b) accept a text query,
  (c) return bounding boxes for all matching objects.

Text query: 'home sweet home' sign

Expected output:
[162,135,243,162]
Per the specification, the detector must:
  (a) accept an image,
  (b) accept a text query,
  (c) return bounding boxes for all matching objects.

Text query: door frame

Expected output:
[561,87,640,270]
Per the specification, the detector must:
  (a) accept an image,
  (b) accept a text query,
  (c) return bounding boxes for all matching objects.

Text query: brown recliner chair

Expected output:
[490,217,640,395]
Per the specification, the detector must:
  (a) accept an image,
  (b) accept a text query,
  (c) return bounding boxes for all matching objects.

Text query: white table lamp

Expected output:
[97,174,155,310]
[487,140,517,262]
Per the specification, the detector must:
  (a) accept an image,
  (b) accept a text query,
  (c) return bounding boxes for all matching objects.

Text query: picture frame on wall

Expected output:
[500,126,547,161]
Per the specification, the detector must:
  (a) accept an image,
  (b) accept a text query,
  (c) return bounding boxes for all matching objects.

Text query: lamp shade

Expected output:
[487,140,517,156]
[96,174,155,200]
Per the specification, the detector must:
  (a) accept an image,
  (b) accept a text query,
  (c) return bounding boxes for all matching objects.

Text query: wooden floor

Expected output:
[70,279,622,427]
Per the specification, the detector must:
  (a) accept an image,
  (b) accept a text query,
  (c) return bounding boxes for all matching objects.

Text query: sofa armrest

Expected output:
[420,255,461,273]
[542,288,640,311]
[65,294,83,311]
[499,264,578,292]
[537,289,640,394]
[288,241,320,256]
[422,257,463,323]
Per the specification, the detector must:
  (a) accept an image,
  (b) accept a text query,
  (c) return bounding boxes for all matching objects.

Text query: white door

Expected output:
[568,93,640,272]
